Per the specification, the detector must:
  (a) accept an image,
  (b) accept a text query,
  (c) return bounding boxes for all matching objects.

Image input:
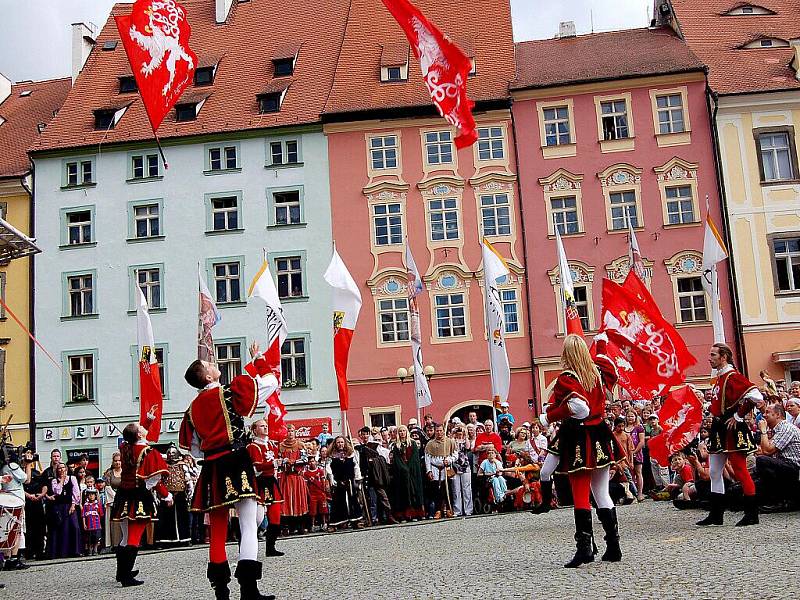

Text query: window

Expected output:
[194,66,214,86]
[501,289,519,334]
[67,274,94,316]
[543,106,571,146]
[213,262,242,303]
[609,191,639,230]
[65,159,93,186]
[131,153,160,179]
[774,237,800,292]
[119,76,137,93]
[378,298,410,343]
[655,94,685,134]
[215,343,242,386]
[386,67,402,81]
[480,193,511,237]
[425,130,453,165]
[175,103,197,122]
[677,277,707,322]
[258,93,281,114]
[665,185,695,224]
[550,196,579,235]
[435,293,467,338]
[757,131,797,182]
[276,256,304,298]
[477,126,504,160]
[94,109,116,130]
[136,267,162,309]
[133,203,160,238]
[600,99,630,140]
[68,354,95,402]
[211,196,239,231]
[274,190,301,225]
[372,203,403,246]
[573,286,591,332]
[208,145,238,171]
[273,58,294,77]
[281,338,307,386]
[269,139,300,166]
[370,412,397,428]
[429,198,459,241]
[370,135,398,170]
[66,210,92,245]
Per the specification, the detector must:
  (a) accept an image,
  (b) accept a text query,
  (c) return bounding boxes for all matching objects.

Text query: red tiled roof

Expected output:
[380,43,409,67]
[670,0,800,94]
[512,27,704,91]
[0,77,71,177]
[259,79,293,95]
[32,0,350,153]
[323,0,515,116]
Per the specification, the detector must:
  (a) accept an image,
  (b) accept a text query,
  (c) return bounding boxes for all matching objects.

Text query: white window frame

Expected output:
[434,292,468,339]
[372,202,404,247]
[377,297,411,345]
[281,336,310,387]
[480,193,512,238]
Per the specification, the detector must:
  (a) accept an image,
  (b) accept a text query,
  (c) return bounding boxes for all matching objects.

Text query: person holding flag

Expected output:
[538,334,623,568]
[696,343,763,528]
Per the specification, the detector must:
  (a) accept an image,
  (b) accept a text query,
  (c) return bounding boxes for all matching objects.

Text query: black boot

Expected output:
[531,480,553,514]
[597,507,622,562]
[115,546,140,582]
[234,560,275,600]
[265,524,285,557]
[207,561,231,600]
[735,495,759,527]
[696,492,725,527]
[564,509,594,568]
[119,547,144,587]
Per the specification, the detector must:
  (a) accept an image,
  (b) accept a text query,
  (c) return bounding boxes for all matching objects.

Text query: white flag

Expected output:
[406,243,432,409]
[248,259,288,352]
[482,238,511,405]
[627,218,646,280]
[702,208,728,343]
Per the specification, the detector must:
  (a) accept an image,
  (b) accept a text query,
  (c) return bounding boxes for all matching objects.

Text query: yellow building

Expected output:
[0,75,71,446]
[665,1,800,382]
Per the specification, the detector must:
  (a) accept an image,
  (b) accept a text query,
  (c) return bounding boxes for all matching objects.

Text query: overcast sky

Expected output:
[0,0,651,82]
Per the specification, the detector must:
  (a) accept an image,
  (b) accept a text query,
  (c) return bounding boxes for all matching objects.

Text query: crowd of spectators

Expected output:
[5,377,800,566]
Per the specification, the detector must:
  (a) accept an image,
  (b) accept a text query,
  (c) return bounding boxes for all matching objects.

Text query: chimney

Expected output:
[216,0,234,23]
[791,40,800,81]
[558,21,577,39]
[71,22,97,84]
[653,0,673,27]
[0,72,10,106]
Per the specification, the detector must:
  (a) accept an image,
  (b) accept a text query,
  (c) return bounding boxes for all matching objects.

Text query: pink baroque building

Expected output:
[510,27,736,403]
[322,0,534,428]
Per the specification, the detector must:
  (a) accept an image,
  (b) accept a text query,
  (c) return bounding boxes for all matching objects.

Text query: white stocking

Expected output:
[235,498,258,562]
[590,466,614,509]
[256,503,265,529]
[540,453,559,482]
[709,453,726,494]
[120,520,129,547]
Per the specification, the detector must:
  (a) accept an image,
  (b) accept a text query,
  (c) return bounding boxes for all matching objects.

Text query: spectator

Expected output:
[760,371,779,400]
[785,398,800,428]
[278,425,310,535]
[389,425,425,522]
[507,427,535,463]
[530,422,548,464]
[496,402,515,425]
[156,446,192,545]
[81,487,103,556]
[612,417,637,498]
[22,447,46,560]
[41,448,61,483]
[448,426,473,517]
[473,420,502,468]
[326,436,363,531]
[467,412,479,427]
[666,453,695,501]
[74,465,87,492]
[316,422,334,449]
[624,409,646,502]
[478,448,507,506]
[497,419,514,445]
[1,449,29,569]
[755,403,800,511]
[303,456,329,532]
[645,414,669,491]
[423,414,434,429]
[424,424,457,519]
[46,463,82,558]
[103,452,123,548]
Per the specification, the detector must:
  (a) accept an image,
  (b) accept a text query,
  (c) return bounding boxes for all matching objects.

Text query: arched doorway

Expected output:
[445,399,494,426]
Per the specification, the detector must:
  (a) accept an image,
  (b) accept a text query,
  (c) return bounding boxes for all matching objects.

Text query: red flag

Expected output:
[115,0,198,132]
[244,345,289,442]
[648,386,703,467]
[381,0,477,148]
[136,289,162,442]
[590,336,663,401]
[601,276,696,389]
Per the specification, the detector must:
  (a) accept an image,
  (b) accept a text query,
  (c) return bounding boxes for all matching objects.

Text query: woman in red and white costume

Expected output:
[247,419,284,558]
[110,419,172,587]
[538,333,623,568]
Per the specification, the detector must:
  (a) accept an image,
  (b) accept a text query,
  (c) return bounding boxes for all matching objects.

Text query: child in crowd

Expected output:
[303,456,329,532]
[530,422,548,464]
[478,448,507,505]
[82,487,104,555]
[667,453,696,501]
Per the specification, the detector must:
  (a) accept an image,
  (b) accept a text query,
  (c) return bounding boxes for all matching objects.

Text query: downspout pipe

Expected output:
[705,78,748,374]
[26,163,36,447]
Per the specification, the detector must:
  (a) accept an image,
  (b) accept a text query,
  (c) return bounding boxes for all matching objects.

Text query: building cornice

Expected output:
[511,71,705,101]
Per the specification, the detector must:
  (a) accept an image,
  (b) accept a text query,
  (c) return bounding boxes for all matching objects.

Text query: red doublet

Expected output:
[121,443,170,498]
[247,438,282,511]
[546,347,617,426]
[710,369,757,419]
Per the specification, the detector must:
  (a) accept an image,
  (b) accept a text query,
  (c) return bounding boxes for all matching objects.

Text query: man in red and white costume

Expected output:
[697,343,762,528]
[180,342,278,600]
[247,419,284,558]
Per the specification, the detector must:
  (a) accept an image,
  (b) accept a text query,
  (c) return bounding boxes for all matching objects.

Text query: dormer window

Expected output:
[722,4,775,16]
[119,76,137,93]
[258,93,281,114]
[273,58,294,77]
[380,43,409,83]
[195,66,215,86]
[386,67,403,82]
[742,37,790,49]
[94,109,117,130]
[176,103,198,122]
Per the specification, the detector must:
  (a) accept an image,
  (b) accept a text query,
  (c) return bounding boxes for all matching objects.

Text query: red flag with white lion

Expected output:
[381,0,477,148]
[648,386,704,466]
[115,0,197,131]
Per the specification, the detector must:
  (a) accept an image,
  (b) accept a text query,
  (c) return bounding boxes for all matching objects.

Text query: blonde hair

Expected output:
[561,334,601,391]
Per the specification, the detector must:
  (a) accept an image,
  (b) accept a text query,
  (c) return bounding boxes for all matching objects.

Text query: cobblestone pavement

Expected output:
[3,502,798,599]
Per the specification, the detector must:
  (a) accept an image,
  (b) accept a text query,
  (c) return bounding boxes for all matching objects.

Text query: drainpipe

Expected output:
[26,164,37,447]
[705,77,748,374]
[509,102,538,415]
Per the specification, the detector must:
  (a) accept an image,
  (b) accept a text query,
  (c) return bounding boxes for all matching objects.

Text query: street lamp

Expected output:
[397,365,435,383]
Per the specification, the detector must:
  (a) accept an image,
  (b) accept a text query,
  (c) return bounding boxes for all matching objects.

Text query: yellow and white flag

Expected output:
[482,238,511,405]
[702,202,728,343]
